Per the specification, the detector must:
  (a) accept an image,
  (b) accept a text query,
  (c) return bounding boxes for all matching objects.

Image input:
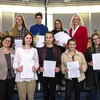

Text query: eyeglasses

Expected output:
[73,19,80,20]
[93,38,99,41]
[55,23,60,25]
[4,39,11,43]
[69,44,76,46]
[35,17,42,19]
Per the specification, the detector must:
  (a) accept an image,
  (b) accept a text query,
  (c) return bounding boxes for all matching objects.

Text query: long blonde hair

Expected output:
[10,15,27,37]
[70,14,84,28]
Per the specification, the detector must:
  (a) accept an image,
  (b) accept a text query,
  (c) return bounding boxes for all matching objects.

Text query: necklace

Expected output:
[3,49,10,54]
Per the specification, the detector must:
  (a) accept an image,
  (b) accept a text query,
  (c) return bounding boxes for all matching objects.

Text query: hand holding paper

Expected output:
[16,66,23,72]
[79,66,83,71]
[92,53,100,70]
[35,35,44,48]
[32,66,38,72]
[21,60,34,78]
[54,31,71,47]
[67,61,80,78]
[40,67,44,72]
[55,67,60,73]
[43,60,56,78]
[65,68,69,72]
[15,39,22,49]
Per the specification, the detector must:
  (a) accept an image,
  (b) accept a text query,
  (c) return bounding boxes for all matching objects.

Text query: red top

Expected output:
[69,26,88,55]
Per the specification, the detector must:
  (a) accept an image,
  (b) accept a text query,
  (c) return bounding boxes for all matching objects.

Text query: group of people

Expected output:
[0,12,99,100]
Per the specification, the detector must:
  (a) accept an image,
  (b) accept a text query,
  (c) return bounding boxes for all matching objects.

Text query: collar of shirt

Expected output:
[72,25,79,37]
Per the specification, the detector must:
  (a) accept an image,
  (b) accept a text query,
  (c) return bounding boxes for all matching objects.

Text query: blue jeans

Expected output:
[91,88,96,100]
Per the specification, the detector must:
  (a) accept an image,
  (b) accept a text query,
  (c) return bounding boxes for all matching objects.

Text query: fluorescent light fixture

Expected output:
[91,5,100,13]
[64,0,70,2]
[48,7,78,14]
[0,5,44,13]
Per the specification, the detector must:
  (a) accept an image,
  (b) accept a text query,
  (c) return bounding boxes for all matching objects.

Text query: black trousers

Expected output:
[41,77,58,100]
[0,78,15,100]
[65,79,84,100]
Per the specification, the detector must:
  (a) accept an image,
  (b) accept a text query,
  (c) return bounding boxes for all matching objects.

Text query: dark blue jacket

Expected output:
[30,24,48,36]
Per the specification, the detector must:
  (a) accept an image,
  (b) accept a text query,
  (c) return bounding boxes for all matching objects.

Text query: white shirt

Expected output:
[72,25,79,37]
[13,47,39,82]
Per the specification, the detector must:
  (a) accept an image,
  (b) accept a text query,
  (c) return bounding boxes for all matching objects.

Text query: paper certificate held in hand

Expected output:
[92,53,100,70]
[67,61,80,78]
[35,35,44,48]
[54,31,71,47]
[43,60,56,78]
[15,39,22,49]
[21,60,34,78]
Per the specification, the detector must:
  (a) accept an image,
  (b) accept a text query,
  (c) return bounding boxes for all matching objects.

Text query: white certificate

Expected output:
[92,53,100,70]
[15,39,22,49]
[43,60,56,78]
[54,31,71,47]
[36,35,44,48]
[67,61,80,78]
[21,60,34,78]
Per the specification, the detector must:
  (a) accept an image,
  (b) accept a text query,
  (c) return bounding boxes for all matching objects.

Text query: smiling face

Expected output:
[16,16,23,26]
[93,35,100,45]
[68,41,76,51]
[2,37,11,48]
[24,34,32,45]
[55,21,61,30]
[35,16,42,24]
[73,16,80,26]
[45,33,54,45]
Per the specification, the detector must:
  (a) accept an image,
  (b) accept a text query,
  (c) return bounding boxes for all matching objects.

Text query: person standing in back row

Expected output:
[69,14,88,55]
[10,15,28,39]
[30,12,48,49]
[30,12,48,36]
[52,19,68,53]
[52,19,69,86]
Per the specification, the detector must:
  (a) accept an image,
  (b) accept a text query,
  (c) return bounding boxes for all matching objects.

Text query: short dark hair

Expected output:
[1,35,14,48]
[22,32,33,47]
[35,12,43,19]
[67,38,77,45]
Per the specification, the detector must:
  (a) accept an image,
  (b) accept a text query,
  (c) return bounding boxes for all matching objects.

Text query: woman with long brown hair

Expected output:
[85,32,100,100]
[13,32,39,100]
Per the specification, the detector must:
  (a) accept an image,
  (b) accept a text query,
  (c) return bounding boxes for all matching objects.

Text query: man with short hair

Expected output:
[30,12,48,37]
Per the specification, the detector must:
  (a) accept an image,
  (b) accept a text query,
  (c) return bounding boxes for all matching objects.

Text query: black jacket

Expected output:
[85,47,100,91]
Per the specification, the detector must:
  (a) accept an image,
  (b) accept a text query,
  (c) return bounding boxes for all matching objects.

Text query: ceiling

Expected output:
[0,0,100,7]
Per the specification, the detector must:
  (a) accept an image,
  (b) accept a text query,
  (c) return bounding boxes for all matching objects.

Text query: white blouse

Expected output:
[13,47,39,82]
[72,25,79,37]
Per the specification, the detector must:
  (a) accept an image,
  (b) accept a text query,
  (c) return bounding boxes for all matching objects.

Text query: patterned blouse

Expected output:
[15,27,28,39]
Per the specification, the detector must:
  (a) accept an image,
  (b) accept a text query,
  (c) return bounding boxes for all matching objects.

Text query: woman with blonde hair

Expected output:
[69,14,88,55]
[10,15,28,39]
